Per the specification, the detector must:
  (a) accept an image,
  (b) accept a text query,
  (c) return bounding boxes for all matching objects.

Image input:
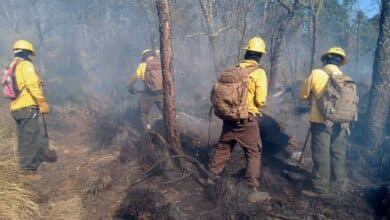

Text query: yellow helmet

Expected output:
[142,49,153,55]
[321,47,348,64]
[243,37,267,54]
[13,39,35,55]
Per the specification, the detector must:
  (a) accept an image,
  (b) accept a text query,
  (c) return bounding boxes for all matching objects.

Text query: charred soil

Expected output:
[28,104,387,220]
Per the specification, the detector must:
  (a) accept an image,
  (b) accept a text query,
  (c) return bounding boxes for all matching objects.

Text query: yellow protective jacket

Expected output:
[239,59,268,115]
[300,64,343,123]
[10,59,47,111]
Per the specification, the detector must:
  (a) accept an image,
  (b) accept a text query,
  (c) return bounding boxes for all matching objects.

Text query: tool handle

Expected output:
[298,128,310,163]
[42,114,49,138]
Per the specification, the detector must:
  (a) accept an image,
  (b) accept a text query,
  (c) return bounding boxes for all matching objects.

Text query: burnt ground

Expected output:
[28,104,389,220]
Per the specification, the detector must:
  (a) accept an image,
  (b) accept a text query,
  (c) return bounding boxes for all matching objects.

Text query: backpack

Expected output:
[144,57,163,92]
[316,70,358,123]
[210,65,258,121]
[1,59,22,100]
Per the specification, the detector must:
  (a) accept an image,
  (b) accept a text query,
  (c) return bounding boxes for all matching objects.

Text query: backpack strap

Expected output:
[240,65,259,76]
[13,58,27,96]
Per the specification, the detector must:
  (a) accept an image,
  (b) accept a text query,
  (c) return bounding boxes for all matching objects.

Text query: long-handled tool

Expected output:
[41,113,57,162]
[298,128,311,163]
[42,114,49,138]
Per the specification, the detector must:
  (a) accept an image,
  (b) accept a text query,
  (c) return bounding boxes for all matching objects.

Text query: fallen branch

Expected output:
[162,172,193,185]
[129,154,215,189]
[174,201,190,217]
[268,213,301,220]
[148,131,214,177]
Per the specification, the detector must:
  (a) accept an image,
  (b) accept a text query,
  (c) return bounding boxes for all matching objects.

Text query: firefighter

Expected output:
[208,37,270,203]
[300,47,353,197]
[10,39,54,174]
[128,49,163,132]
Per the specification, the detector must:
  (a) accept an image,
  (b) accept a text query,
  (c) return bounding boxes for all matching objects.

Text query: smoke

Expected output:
[0,0,379,111]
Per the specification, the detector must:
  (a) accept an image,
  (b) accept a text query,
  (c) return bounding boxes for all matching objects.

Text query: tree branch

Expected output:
[275,0,292,13]
[185,32,207,38]
[211,25,233,37]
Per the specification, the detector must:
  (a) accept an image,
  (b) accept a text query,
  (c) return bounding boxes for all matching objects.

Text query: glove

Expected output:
[324,120,334,128]
[127,85,133,93]
[39,102,50,114]
[127,86,137,94]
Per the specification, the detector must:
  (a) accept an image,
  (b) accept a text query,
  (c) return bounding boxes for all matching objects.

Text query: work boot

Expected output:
[248,188,271,203]
[44,149,57,163]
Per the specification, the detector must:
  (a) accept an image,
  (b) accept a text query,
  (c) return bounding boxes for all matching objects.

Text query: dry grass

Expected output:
[0,104,41,220]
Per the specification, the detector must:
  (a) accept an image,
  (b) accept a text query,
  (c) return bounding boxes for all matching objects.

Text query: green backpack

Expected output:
[316,70,358,123]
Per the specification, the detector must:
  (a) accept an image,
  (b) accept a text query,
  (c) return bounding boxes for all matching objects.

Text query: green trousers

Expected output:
[12,107,48,171]
[310,122,347,193]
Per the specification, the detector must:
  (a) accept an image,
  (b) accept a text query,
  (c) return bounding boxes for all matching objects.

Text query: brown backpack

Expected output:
[316,69,358,123]
[144,57,163,92]
[210,65,258,121]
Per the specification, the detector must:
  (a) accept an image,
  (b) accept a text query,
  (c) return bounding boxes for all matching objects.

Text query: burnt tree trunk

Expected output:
[355,11,363,76]
[309,0,322,71]
[198,0,220,76]
[270,0,300,92]
[367,1,390,150]
[156,0,186,168]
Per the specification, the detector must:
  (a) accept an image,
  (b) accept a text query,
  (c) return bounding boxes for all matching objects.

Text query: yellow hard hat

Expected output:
[243,37,267,54]
[321,47,348,64]
[142,49,153,55]
[13,39,35,55]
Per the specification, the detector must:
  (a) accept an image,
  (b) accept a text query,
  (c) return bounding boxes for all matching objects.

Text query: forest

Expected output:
[0,0,388,219]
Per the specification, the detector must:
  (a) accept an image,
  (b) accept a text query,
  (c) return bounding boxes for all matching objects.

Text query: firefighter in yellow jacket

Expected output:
[128,49,163,132]
[300,47,350,196]
[208,37,270,202]
[10,40,53,173]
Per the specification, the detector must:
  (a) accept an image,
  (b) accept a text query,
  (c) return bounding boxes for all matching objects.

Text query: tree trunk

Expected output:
[309,0,322,71]
[270,16,293,92]
[269,0,299,92]
[355,12,363,76]
[198,0,220,76]
[309,8,317,70]
[156,0,186,168]
[366,1,390,150]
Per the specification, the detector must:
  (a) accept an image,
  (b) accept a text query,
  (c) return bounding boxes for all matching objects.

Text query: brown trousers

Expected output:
[139,91,163,131]
[208,115,262,188]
